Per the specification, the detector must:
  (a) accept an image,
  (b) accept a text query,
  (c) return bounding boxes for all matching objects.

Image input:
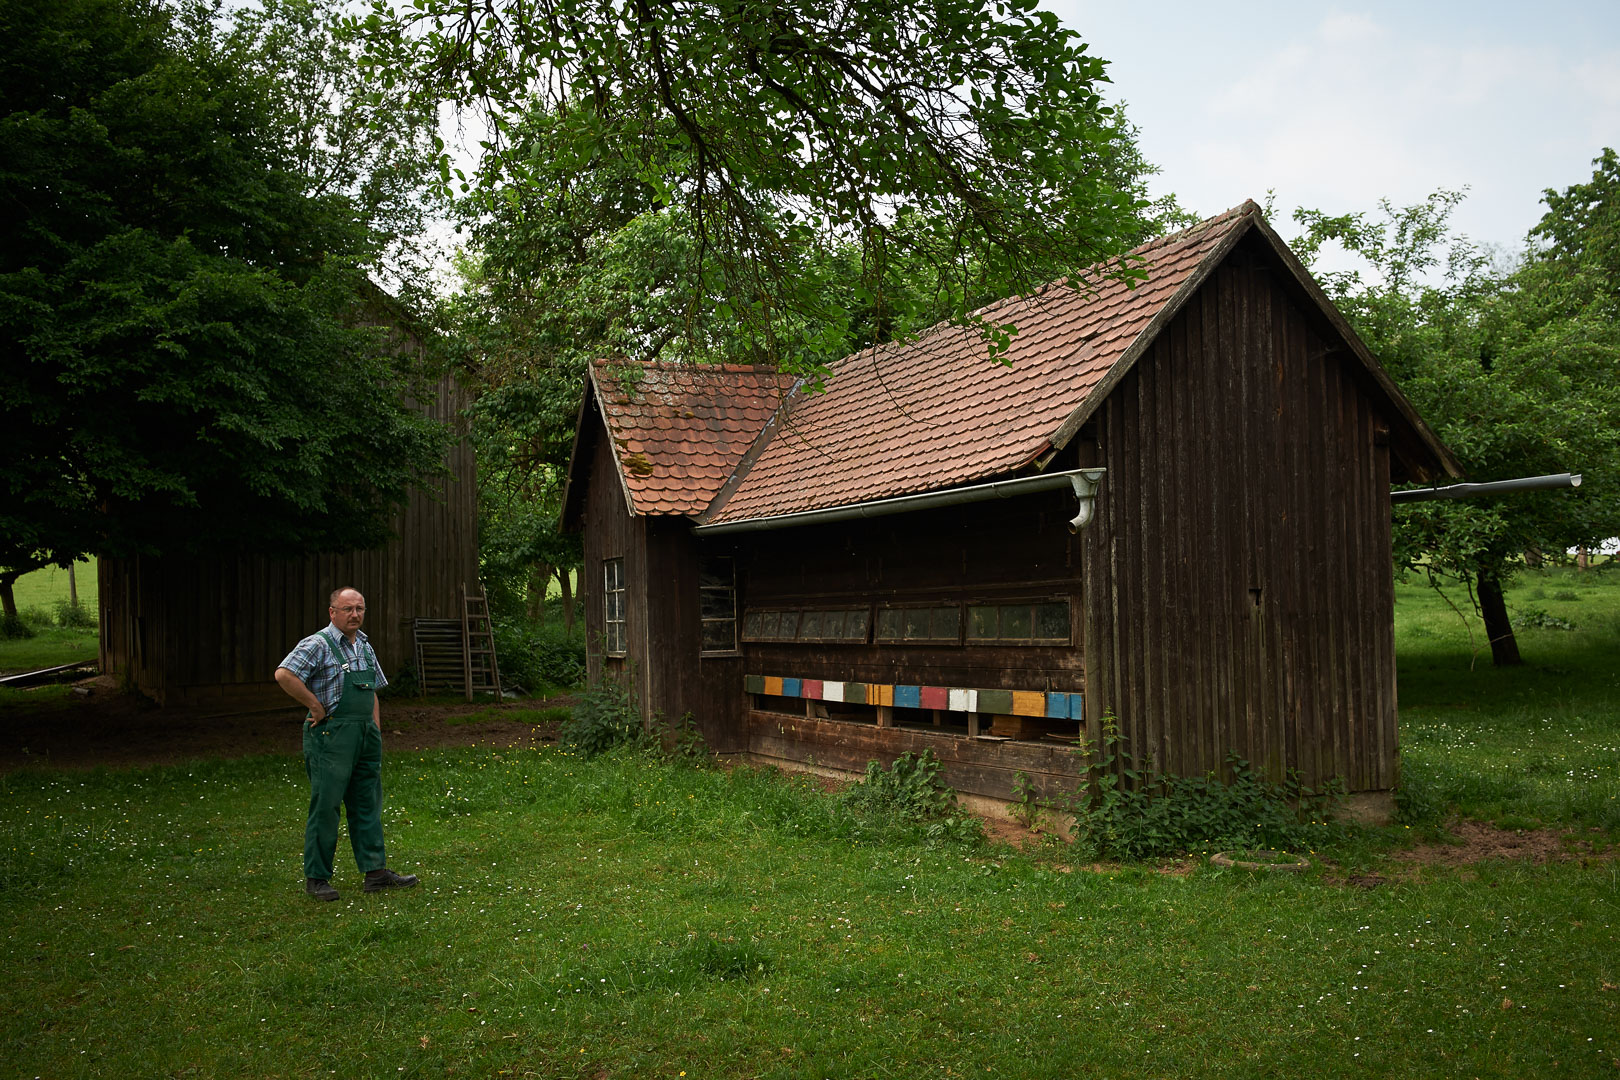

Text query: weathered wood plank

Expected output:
[748,711,1085,802]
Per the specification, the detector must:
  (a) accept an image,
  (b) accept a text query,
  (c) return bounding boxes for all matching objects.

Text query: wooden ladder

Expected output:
[461,582,501,701]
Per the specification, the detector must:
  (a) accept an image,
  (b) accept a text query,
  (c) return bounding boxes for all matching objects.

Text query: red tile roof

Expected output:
[704,202,1254,523]
[590,361,798,516]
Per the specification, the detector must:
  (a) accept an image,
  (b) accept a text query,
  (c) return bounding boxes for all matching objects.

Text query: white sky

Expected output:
[1051,0,1620,259]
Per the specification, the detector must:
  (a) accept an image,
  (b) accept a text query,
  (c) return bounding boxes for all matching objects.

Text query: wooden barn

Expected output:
[98,309,479,709]
[559,202,1462,814]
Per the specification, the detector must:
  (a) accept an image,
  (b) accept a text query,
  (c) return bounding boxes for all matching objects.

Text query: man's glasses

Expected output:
[333,605,366,614]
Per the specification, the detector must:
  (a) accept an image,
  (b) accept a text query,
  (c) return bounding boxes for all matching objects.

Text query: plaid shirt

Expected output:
[278,624,388,712]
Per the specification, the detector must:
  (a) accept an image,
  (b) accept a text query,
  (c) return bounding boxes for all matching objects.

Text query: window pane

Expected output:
[758,610,780,639]
[1036,602,1069,641]
[876,608,901,641]
[777,611,799,639]
[742,610,763,638]
[843,609,868,641]
[700,588,734,620]
[800,610,825,640]
[904,608,930,640]
[931,606,960,640]
[698,558,732,590]
[701,620,734,651]
[967,605,996,639]
[1002,604,1032,639]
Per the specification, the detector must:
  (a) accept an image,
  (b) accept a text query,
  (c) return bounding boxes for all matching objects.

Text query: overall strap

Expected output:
[319,628,366,672]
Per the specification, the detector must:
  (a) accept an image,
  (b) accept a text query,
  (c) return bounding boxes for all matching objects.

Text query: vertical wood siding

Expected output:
[1081,239,1396,791]
[738,491,1085,695]
[99,375,477,706]
[579,403,648,711]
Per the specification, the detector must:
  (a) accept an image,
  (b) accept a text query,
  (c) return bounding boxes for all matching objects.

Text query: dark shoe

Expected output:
[363,867,419,893]
[305,878,339,902]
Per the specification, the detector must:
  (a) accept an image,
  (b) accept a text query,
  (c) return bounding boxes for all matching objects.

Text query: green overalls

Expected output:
[302,629,386,881]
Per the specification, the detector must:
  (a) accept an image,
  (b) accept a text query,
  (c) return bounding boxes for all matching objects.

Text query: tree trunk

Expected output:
[527,563,553,621]
[1576,545,1590,570]
[0,573,18,623]
[0,569,25,638]
[1476,570,1522,667]
[68,562,78,607]
[557,567,575,633]
[1523,546,1543,569]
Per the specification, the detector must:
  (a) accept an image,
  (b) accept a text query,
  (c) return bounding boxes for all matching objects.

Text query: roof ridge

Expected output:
[697,374,814,522]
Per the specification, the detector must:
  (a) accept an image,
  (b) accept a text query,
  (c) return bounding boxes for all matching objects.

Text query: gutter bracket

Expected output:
[1067,469,1106,533]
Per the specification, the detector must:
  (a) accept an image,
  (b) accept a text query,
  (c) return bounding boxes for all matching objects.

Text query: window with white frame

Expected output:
[603,558,627,656]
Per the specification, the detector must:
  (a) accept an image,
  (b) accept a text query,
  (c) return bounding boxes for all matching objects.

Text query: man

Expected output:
[275,586,418,901]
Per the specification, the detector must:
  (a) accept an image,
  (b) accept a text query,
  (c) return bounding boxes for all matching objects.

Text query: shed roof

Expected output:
[706,204,1253,524]
[567,201,1459,526]
[585,362,797,517]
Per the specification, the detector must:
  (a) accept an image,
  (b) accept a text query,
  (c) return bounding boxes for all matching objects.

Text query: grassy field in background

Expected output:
[0,628,99,676]
[1,564,1617,1077]
[1394,566,1620,829]
[1,559,99,675]
[9,558,98,612]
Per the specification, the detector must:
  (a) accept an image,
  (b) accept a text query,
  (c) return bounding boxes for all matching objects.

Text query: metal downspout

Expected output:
[1390,472,1583,504]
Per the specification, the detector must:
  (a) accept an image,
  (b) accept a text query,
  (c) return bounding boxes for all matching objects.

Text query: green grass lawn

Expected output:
[1,565,1618,1077]
[1,749,1616,1079]
[0,626,100,676]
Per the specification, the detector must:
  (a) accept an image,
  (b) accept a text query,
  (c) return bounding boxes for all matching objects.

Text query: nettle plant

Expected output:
[841,750,955,821]
[1067,713,1346,861]
[559,674,645,758]
[840,750,983,845]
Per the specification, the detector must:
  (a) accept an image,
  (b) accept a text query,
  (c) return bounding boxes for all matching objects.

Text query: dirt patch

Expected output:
[1318,821,1614,887]
[1389,819,1614,868]
[0,676,565,773]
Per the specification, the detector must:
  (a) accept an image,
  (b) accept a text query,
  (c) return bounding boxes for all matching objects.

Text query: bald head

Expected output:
[328,587,366,639]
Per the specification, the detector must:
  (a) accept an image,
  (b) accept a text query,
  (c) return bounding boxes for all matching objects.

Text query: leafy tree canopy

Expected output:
[0,0,448,620]
[364,0,1168,373]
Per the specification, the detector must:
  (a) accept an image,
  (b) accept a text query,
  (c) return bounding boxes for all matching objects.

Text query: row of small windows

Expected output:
[745,600,1071,646]
[605,556,1071,656]
[743,607,869,643]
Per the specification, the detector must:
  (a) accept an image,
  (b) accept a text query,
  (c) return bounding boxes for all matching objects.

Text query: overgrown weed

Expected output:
[1066,713,1346,862]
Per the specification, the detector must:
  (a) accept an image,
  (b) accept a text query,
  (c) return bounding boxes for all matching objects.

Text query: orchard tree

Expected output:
[219,0,447,297]
[363,0,1162,374]
[365,0,1185,619]
[0,0,446,630]
[1293,167,1620,666]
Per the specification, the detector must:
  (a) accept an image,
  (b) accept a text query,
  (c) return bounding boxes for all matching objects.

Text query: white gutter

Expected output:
[693,468,1107,536]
